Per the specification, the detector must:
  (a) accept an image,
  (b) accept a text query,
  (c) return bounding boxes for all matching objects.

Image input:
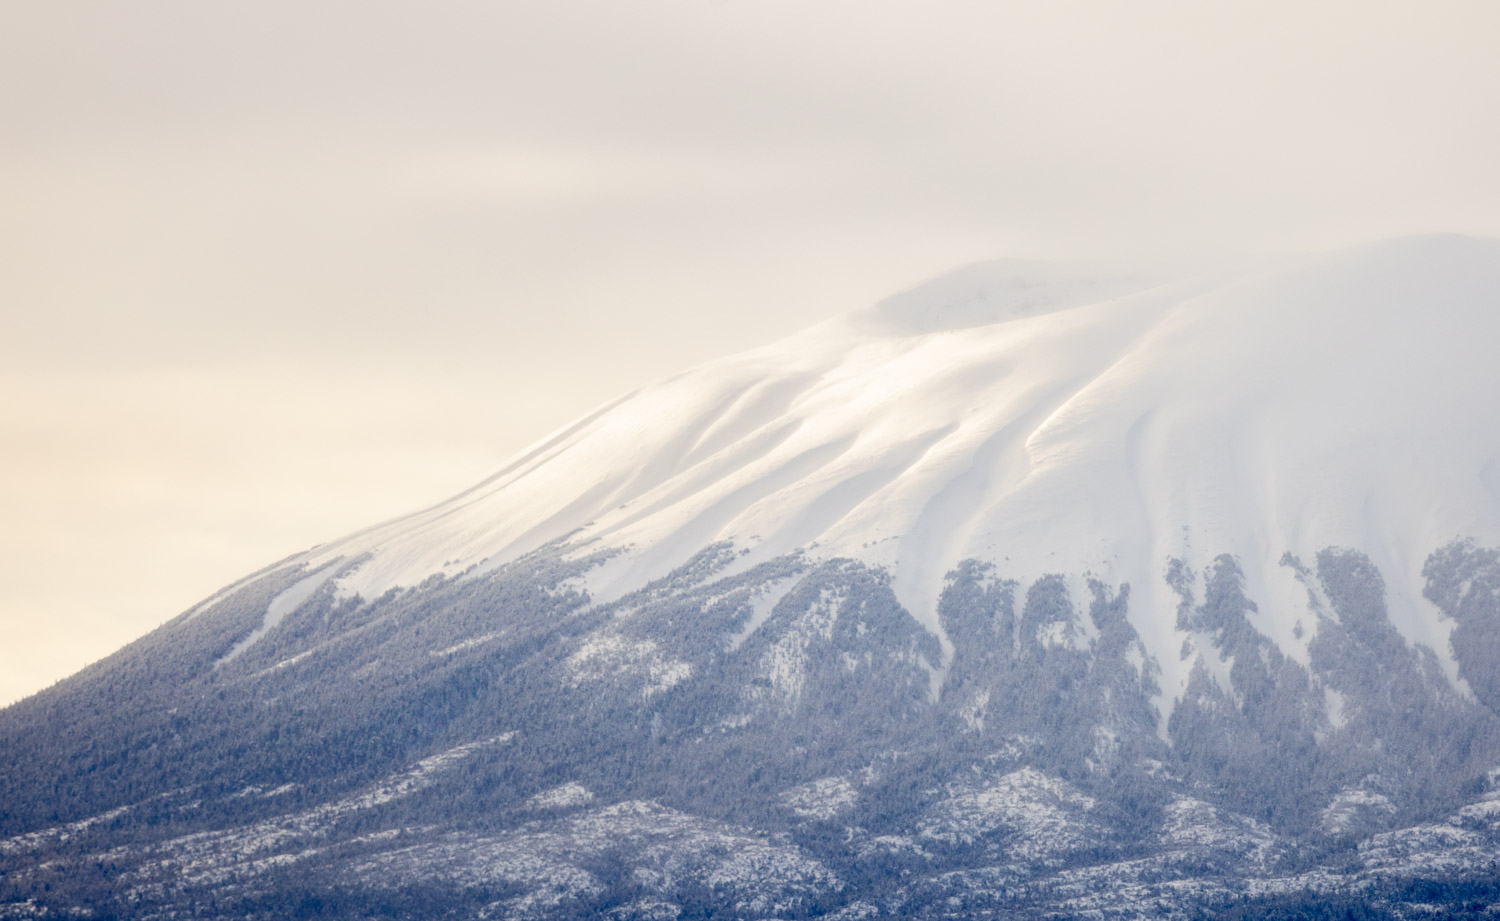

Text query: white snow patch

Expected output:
[349,799,838,915]
[727,574,801,650]
[567,631,691,698]
[255,649,317,677]
[753,587,844,704]
[1452,795,1500,831]
[119,735,514,889]
[780,776,859,821]
[1324,686,1348,731]
[1160,796,1278,867]
[1037,619,1073,650]
[216,562,340,667]
[1360,823,1484,866]
[1321,785,1396,836]
[341,734,515,812]
[0,804,133,857]
[430,632,503,657]
[918,767,1100,861]
[528,783,595,810]
[959,688,991,733]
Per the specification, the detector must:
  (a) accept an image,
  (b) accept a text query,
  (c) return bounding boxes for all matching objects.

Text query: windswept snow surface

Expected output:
[302,235,1500,703]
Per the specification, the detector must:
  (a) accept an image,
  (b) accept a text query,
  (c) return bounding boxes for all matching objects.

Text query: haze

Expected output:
[3,0,1498,705]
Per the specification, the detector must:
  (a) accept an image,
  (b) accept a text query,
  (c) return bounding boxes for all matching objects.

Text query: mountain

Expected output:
[7,235,1500,919]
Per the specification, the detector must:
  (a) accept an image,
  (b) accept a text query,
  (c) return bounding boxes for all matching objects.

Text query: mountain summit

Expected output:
[7,236,1500,919]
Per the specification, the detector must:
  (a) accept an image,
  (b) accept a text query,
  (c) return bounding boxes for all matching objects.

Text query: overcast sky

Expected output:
[3,0,1499,705]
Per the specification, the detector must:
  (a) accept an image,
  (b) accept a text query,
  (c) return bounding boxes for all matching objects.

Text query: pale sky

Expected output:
[3,0,1499,705]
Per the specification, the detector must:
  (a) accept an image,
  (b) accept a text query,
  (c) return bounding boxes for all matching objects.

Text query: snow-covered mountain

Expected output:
[306,234,1500,707]
[7,235,1500,920]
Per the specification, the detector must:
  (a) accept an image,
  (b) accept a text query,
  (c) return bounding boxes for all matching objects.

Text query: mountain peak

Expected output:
[854,258,1156,336]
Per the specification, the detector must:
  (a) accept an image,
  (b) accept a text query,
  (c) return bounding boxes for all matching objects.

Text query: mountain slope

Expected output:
[308,234,1500,700]
[7,235,1500,920]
